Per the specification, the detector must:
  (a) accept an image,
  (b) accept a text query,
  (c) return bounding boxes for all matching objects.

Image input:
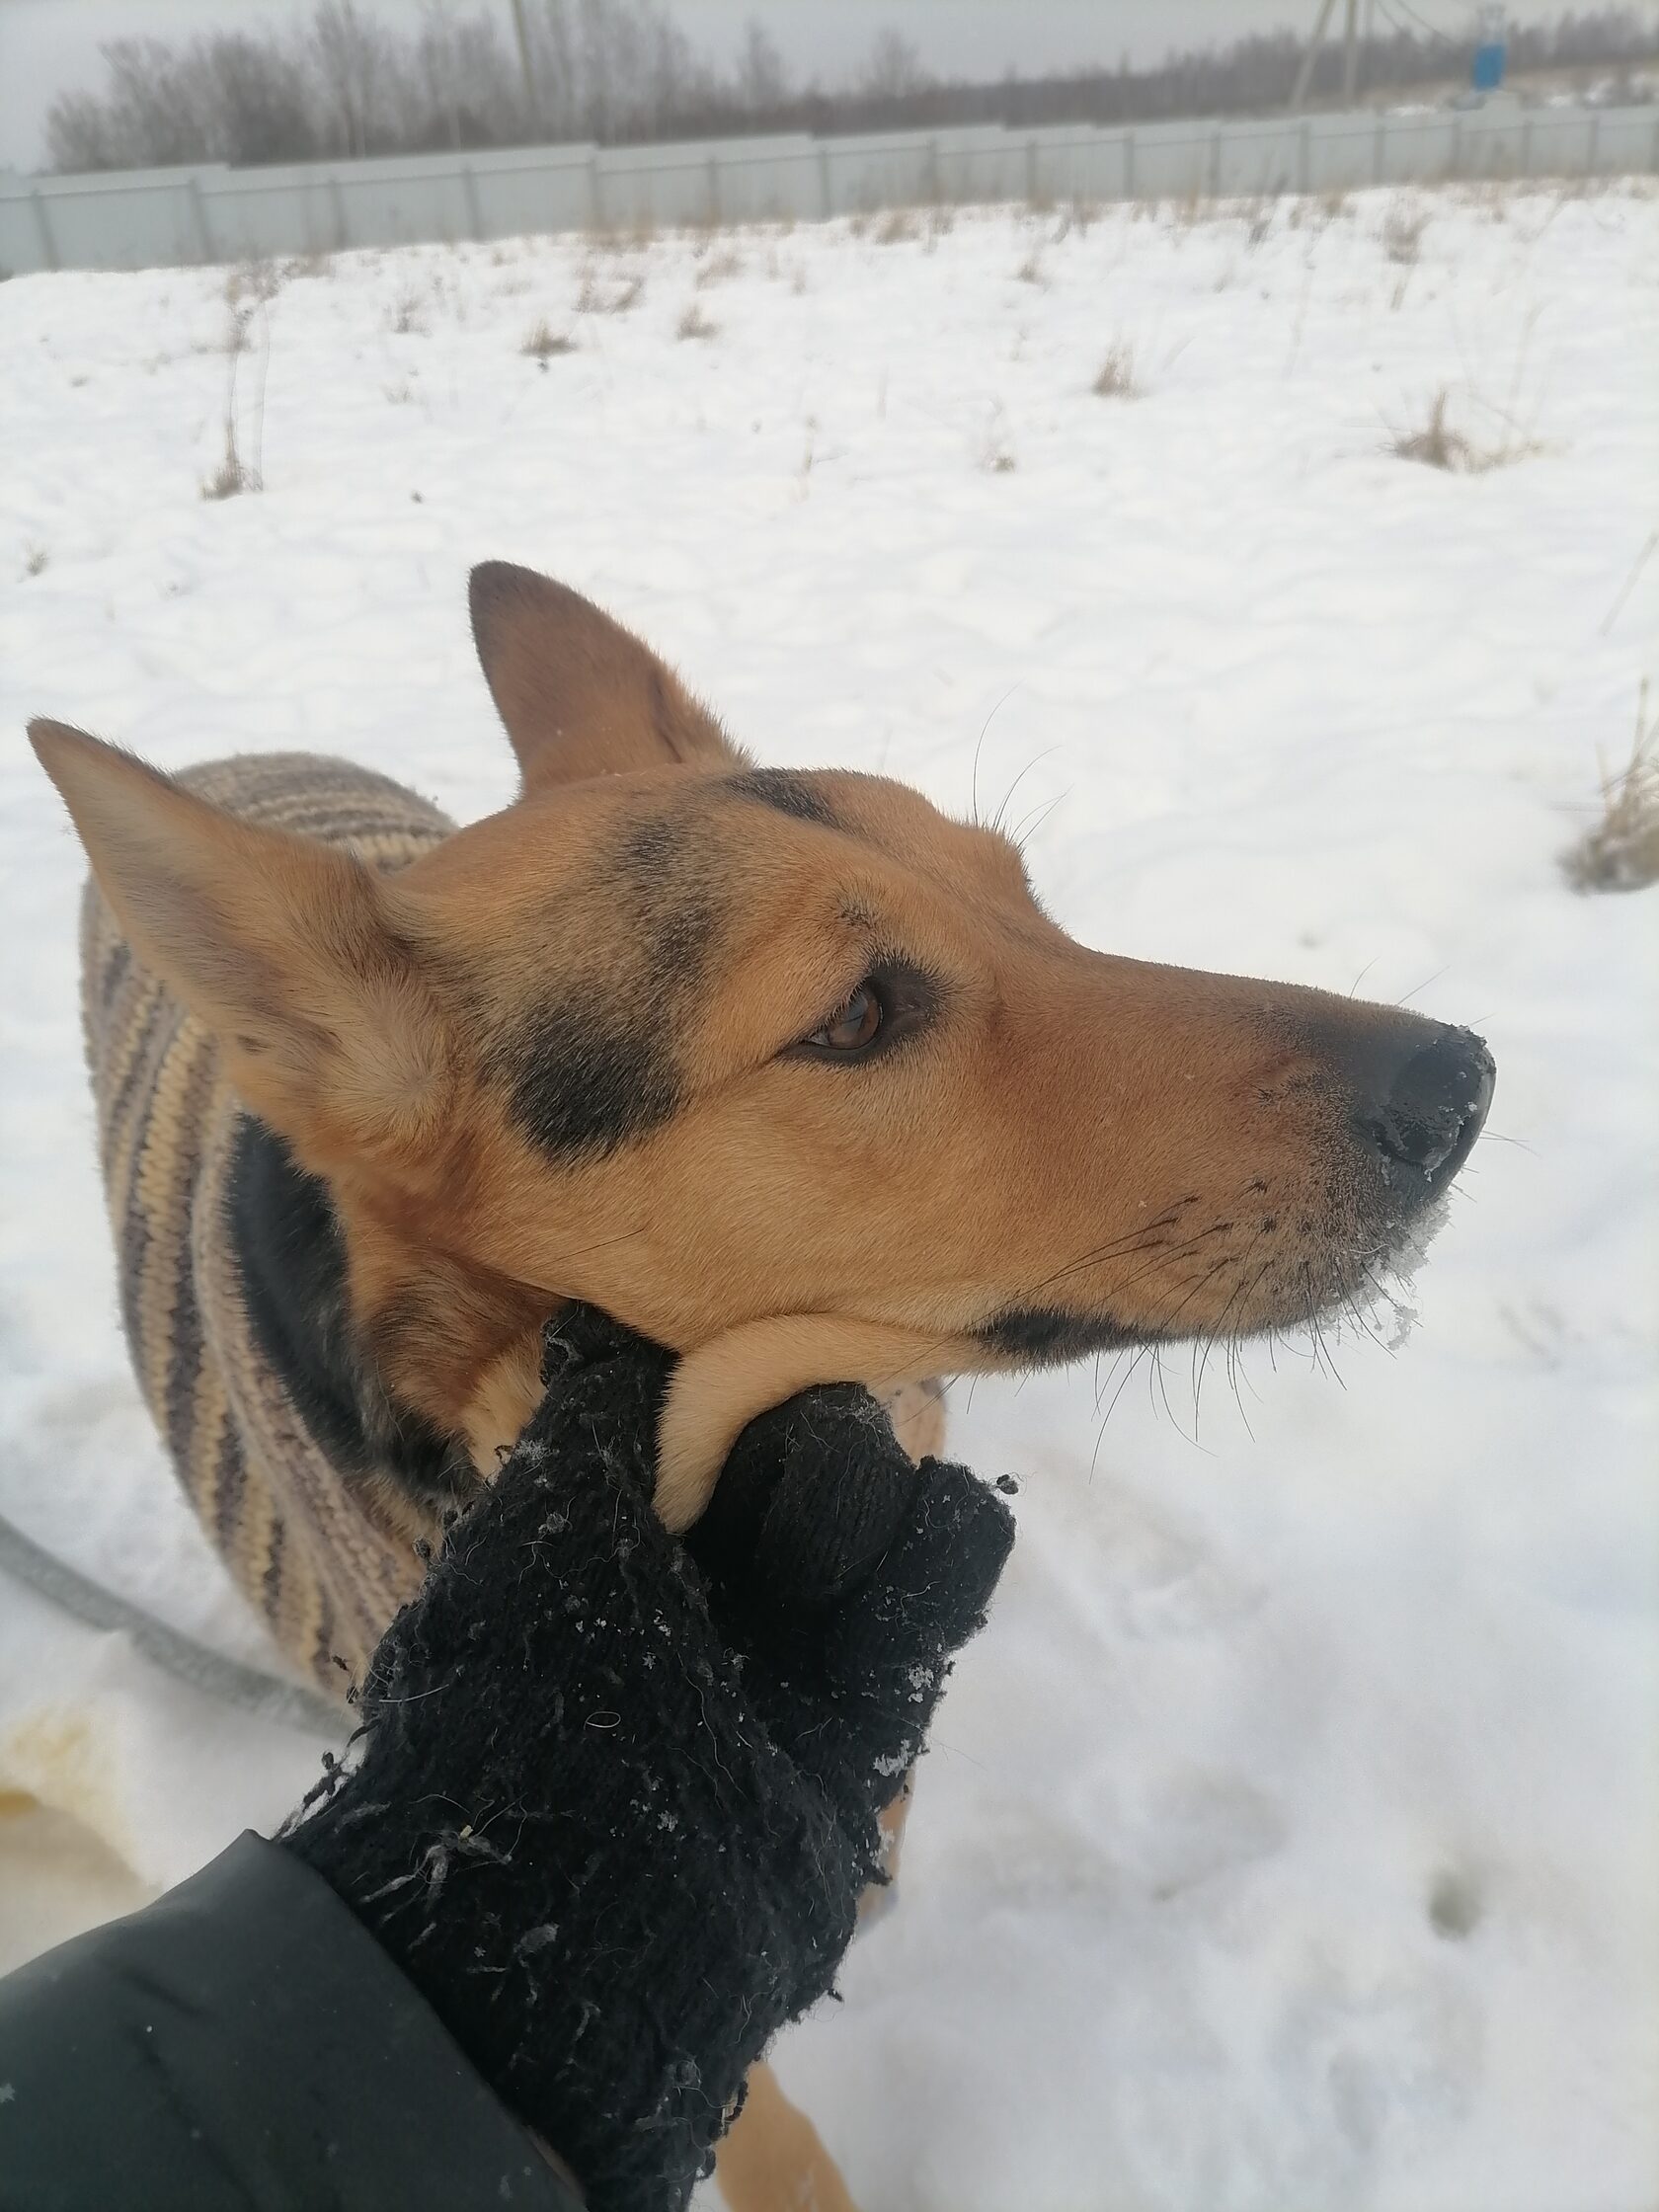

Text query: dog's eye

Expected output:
[805,981,883,1054]
[788,960,939,1064]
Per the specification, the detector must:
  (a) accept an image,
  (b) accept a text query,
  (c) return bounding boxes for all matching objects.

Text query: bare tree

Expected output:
[736,19,790,115]
[859,29,929,102]
[42,4,1659,174]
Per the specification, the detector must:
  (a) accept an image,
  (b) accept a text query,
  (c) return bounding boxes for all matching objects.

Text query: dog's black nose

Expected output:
[1371,1027,1494,1192]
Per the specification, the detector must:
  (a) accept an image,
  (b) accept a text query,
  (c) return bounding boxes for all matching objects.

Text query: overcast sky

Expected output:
[0,0,1562,172]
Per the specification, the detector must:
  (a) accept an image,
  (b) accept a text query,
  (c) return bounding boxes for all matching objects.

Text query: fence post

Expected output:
[461,161,483,242]
[1025,134,1038,202]
[1585,111,1600,177]
[1450,112,1463,183]
[1209,121,1223,198]
[706,151,721,226]
[328,170,349,251]
[1373,114,1386,185]
[187,174,213,264]
[1519,114,1533,181]
[926,133,941,206]
[30,188,58,273]
[818,142,831,219]
[589,153,602,232]
[1123,127,1136,201]
[1299,118,1311,194]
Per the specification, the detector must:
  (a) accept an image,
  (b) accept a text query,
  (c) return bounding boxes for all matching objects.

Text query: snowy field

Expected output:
[2,184,1657,2209]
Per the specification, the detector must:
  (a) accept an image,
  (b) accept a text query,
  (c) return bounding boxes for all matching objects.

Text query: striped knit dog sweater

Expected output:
[81,752,454,1697]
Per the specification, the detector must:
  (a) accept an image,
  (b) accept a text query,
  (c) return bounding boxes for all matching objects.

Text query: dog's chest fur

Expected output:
[82,751,457,1694]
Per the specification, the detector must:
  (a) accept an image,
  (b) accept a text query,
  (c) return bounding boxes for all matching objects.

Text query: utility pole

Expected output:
[1342,0,1362,104]
[508,0,541,134]
[1291,0,1341,112]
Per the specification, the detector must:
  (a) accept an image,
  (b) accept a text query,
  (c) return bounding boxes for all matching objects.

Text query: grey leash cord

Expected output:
[0,1505,349,1741]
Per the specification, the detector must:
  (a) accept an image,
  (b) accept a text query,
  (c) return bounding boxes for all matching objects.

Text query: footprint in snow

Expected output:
[1095,1495,1266,1643]
[1273,1958,1482,2172]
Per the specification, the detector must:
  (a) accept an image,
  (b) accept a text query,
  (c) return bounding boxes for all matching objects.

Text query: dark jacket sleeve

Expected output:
[0,1831,583,2212]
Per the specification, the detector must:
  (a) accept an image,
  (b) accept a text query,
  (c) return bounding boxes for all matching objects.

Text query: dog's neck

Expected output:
[226,1115,484,1525]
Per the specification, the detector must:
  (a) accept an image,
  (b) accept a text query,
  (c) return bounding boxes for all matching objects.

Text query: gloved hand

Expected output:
[283,1308,1013,2212]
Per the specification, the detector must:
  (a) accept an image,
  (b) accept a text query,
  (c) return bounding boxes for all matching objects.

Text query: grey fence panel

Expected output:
[1059,129,1136,201]
[591,133,815,229]
[0,186,54,276]
[1024,126,1125,201]
[594,145,719,229]
[821,132,937,215]
[1597,106,1659,174]
[1304,113,1387,192]
[2,107,1653,279]
[1376,114,1459,184]
[337,162,477,248]
[934,128,1031,205]
[1112,119,1212,200]
[2,166,220,273]
[1214,118,1305,196]
[692,141,819,226]
[469,148,603,240]
[200,168,351,260]
[1459,108,1527,178]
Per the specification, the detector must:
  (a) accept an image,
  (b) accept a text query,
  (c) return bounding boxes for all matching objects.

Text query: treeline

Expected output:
[44,2,1659,176]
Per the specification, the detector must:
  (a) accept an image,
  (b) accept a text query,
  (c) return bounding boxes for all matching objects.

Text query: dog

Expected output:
[31,561,1493,2209]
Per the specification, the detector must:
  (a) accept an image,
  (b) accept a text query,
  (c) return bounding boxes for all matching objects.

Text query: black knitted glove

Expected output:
[282,1308,1013,2212]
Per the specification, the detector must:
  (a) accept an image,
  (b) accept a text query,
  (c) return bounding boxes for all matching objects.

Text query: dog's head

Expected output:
[32,563,1492,1526]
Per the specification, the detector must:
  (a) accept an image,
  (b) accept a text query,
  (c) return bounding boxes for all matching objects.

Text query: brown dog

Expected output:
[31,563,1492,2208]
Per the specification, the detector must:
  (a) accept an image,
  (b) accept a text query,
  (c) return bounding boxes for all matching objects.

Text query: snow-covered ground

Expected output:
[2,185,1656,2209]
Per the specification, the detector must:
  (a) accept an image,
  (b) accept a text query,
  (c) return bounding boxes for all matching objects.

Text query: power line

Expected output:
[1381,0,1467,49]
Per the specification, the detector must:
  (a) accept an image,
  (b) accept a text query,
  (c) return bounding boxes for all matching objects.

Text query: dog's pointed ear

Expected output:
[29,719,449,1153]
[469,562,744,792]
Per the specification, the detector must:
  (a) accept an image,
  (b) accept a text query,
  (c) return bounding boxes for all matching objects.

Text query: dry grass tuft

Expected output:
[23,543,49,578]
[388,288,428,335]
[675,300,718,342]
[576,264,645,315]
[872,207,920,245]
[1562,684,1659,894]
[1091,342,1143,400]
[977,408,1016,474]
[224,259,280,308]
[694,247,744,289]
[1015,246,1047,285]
[201,422,258,500]
[1391,389,1470,469]
[1382,200,1429,265]
[1053,198,1099,242]
[521,318,576,358]
[201,283,271,500]
[1387,386,1536,475]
